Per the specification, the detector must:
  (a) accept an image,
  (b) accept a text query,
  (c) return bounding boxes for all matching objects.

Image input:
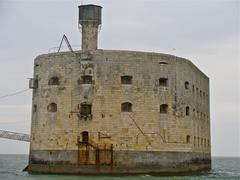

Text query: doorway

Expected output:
[82,131,89,143]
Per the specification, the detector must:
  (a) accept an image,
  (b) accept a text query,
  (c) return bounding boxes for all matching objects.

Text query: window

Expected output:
[48,77,59,85]
[185,81,189,89]
[80,104,92,116]
[159,62,168,65]
[186,106,190,116]
[192,85,195,92]
[33,104,37,112]
[121,102,132,112]
[81,75,92,84]
[193,109,195,117]
[160,104,168,114]
[159,78,168,87]
[186,135,190,143]
[47,103,57,112]
[121,76,132,84]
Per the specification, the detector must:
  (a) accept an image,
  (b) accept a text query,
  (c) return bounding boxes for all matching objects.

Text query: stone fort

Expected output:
[28,4,211,174]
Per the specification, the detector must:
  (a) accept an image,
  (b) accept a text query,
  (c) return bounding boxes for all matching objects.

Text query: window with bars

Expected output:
[159,78,168,87]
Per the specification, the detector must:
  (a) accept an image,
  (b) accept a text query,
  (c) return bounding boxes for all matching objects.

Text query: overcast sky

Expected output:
[0,0,239,157]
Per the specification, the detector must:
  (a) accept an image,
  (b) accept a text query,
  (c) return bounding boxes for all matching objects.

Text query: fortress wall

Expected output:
[29,50,211,173]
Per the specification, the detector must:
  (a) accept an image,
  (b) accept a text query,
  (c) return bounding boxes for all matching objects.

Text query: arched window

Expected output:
[121,76,132,84]
[160,104,168,114]
[81,75,93,84]
[47,103,57,112]
[121,102,132,112]
[159,78,168,87]
[186,106,190,116]
[185,81,189,89]
[48,77,59,85]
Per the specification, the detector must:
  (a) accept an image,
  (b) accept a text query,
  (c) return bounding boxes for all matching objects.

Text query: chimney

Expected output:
[78,4,102,51]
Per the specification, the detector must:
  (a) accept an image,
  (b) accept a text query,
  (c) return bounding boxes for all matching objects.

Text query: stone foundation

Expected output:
[28,150,211,174]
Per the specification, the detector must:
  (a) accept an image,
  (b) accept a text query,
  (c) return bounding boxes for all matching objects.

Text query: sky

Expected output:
[0,0,239,157]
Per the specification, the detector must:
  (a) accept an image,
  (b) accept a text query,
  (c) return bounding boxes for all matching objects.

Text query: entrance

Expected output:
[82,131,89,143]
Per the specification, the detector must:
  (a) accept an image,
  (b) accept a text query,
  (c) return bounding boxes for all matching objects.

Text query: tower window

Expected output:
[159,62,168,65]
[121,102,132,112]
[186,106,190,116]
[185,81,189,89]
[47,103,57,112]
[80,104,92,116]
[48,77,59,85]
[159,78,168,87]
[186,135,190,143]
[160,104,168,114]
[33,104,37,112]
[81,75,93,84]
[121,76,132,84]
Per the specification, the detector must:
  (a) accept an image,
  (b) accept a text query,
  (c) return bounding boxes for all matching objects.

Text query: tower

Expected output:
[78,4,102,51]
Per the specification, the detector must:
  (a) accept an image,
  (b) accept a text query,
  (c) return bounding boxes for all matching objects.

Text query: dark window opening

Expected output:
[33,104,37,112]
[80,104,92,116]
[48,77,59,85]
[159,62,168,65]
[186,106,190,116]
[186,135,190,143]
[121,102,132,112]
[81,131,89,143]
[121,76,132,84]
[159,78,168,87]
[81,75,93,84]
[47,103,57,112]
[160,104,168,114]
[185,81,189,89]
[192,85,195,92]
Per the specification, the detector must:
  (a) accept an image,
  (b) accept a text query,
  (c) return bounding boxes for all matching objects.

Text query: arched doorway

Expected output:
[81,131,89,143]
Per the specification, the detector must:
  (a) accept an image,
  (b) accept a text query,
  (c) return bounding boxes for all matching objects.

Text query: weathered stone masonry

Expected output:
[28,4,211,174]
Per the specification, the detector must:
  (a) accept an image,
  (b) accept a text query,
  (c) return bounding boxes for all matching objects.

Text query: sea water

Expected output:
[0,155,239,180]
